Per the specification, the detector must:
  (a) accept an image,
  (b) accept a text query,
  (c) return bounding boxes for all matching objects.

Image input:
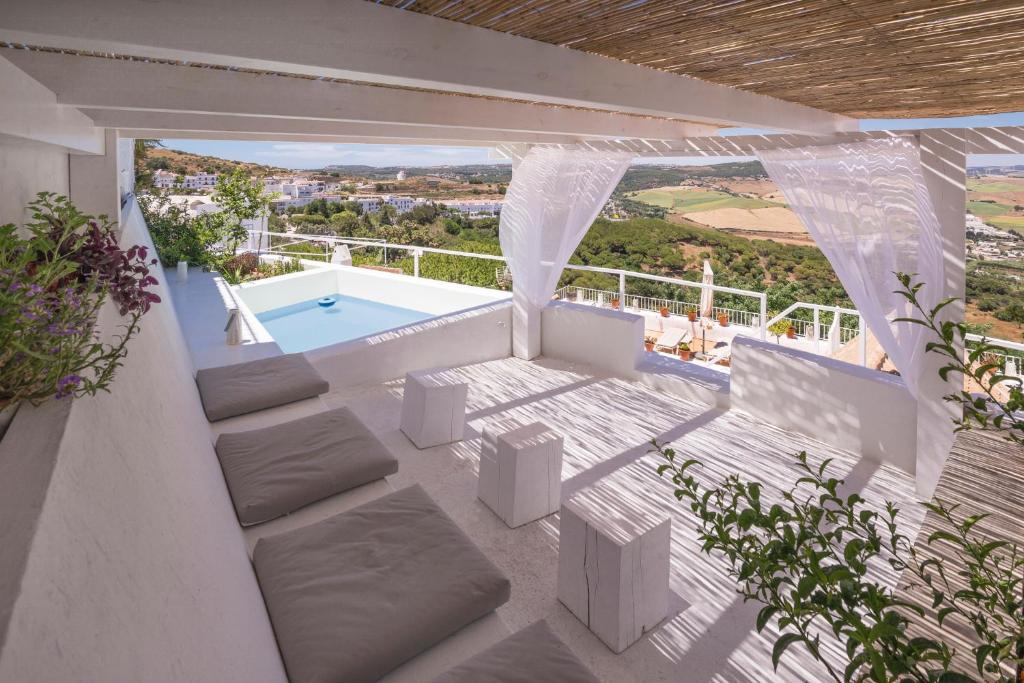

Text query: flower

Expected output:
[55,374,82,399]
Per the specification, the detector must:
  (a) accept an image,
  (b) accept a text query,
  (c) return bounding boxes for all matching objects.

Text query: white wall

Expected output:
[309,301,513,388]
[0,140,69,227]
[541,301,644,378]
[730,337,917,474]
[0,203,287,683]
[236,262,509,317]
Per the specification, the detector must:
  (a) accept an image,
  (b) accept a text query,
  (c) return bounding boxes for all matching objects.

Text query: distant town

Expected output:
[152,169,505,218]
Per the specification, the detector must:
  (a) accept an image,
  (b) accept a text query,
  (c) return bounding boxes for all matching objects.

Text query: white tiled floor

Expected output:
[321,356,924,683]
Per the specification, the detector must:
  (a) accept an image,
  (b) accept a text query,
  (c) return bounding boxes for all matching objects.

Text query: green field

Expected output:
[967,200,1015,216]
[988,215,1024,232]
[968,179,1024,194]
[629,187,781,213]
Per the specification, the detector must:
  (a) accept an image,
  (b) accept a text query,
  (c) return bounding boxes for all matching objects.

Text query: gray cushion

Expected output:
[215,407,398,526]
[195,353,328,422]
[253,485,511,683]
[431,621,599,683]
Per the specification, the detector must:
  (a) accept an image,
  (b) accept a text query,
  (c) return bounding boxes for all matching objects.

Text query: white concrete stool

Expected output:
[557,483,671,653]
[399,368,468,449]
[477,419,563,528]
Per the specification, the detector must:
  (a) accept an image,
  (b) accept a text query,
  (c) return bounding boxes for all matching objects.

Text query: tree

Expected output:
[211,168,274,253]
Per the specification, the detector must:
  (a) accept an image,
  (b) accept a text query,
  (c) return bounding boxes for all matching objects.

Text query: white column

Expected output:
[915,129,967,499]
[512,289,542,360]
[69,129,121,228]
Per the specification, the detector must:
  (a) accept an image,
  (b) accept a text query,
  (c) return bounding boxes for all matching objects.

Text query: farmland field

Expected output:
[630,187,780,212]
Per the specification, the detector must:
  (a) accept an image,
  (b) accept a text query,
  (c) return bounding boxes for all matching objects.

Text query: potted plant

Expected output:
[677,341,691,361]
[768,318,791,343]
[717,312,729,327]
[0,193,160,438]
[687,309,697,322]
[611,298,620,310]
[659,306,670,317]
[786,324,797,339]
[644,334,658,352]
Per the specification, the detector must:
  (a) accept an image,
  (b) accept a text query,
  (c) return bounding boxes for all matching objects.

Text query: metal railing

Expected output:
[766,302,866,365]
[552,285,763,329]
[965,334,1024,377]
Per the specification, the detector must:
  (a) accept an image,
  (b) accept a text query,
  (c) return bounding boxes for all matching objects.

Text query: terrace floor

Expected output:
[318,355,925,682]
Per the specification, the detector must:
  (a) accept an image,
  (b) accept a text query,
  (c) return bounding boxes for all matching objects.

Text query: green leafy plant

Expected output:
[654,275,1024,681]
[894,272,1022,445]
[0,193,159,410]
[768,315,792,342]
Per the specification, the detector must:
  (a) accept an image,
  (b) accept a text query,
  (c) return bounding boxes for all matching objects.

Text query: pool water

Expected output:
[256,293,433,353]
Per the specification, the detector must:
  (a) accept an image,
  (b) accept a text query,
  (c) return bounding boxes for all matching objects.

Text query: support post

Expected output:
[70,129,120,229]
[858,315,867,366]
[915,130,967,499]
[512,288,542,360]
[618,272,626,308]
[413,249,421,278]
[812,306,820,348]
[759,293,767,341]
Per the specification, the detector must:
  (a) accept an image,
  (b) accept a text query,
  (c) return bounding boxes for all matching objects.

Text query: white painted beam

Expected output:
[113,129,511,147]
[0,54,101,153]
[81,109,630,145]
[4,50,714,142]
[0,0,854,135]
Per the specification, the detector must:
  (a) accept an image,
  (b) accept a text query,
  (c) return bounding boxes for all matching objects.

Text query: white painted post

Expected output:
[812,306,820,348]
[916,130,967,499]
[413,248,421,277]
[858,315,868,366]
[618,271,626,308]
[759,293,768,341]
[512,289,542,360]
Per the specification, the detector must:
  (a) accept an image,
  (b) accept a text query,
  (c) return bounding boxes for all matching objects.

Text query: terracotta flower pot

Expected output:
[678,349,691,361]
[687,311,697,322]
[645,341,655,352]
[718,313,729,327]
[786,326,797,339]
[659,307,670,318]
[611,298,620,310]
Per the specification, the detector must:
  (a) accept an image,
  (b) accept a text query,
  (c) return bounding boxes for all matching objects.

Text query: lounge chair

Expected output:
[195,353,329,421]
[654,327,691,352]
[253,485,510,683]
[431,620,600,683]
[214,406,398,526]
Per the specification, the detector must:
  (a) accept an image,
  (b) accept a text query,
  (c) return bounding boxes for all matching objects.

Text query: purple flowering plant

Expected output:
[0,193,160,410]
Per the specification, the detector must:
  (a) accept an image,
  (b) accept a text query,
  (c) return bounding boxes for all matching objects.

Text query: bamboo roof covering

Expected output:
[376,0,1024,119]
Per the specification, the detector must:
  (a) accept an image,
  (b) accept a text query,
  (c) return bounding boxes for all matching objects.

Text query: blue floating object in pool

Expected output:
[318,296,337,308]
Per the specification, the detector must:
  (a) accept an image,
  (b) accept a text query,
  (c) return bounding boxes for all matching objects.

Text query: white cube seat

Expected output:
[557,483,671,653]
[478,419,563,528]
[400,368,469,449]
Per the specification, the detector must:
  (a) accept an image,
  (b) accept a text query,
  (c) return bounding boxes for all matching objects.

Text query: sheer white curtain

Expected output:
[499,146,633,358]
[757,138,944,397]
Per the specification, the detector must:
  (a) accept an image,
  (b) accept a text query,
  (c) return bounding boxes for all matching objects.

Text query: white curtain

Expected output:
[499,146,633,357]
[757,138,944,397]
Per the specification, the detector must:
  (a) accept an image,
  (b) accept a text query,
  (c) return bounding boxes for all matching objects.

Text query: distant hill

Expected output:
[617,161,766,193]
[143,146,289,177]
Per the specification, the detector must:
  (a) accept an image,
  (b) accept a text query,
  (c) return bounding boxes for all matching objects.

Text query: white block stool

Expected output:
[557,484,671,653]
[478,419,563,528]
[399,368,468,449]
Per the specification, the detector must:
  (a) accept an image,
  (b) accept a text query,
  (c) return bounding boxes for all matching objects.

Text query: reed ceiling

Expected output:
[377,0,1024,119]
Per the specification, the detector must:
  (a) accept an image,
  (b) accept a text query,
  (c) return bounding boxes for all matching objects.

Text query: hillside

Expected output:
[140,146,289,178]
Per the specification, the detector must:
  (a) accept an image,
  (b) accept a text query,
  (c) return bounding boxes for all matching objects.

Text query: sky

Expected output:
[161,111,1024,170]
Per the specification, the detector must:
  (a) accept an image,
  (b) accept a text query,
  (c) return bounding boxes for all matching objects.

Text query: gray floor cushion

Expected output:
[195,353,329,422]
[431,621,600,683]
[215,407,398,526]
[253,485,511,683]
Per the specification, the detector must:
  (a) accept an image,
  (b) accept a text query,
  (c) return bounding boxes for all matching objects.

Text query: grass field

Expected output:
[968,179,1024,194]
[629,187,780,213]
[967,200,1015,216]
[988,215,1024,231]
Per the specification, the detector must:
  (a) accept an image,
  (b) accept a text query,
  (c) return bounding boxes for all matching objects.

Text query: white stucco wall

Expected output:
[730,337,917,474]
[0,140,69,227]
[0,203,287,683]
[309,301,513,388]
[236,262,509,317]
[541,301,644,378]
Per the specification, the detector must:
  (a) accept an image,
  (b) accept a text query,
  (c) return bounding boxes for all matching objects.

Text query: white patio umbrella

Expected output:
[828,309,842,354]
[699,260,714,318]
